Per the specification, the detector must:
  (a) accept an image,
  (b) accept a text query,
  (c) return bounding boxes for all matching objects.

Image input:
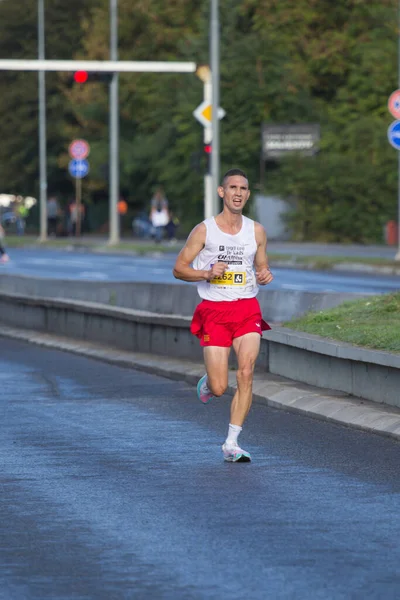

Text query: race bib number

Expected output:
[210,271,246,285]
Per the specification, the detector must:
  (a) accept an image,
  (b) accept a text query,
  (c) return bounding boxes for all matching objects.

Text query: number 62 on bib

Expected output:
[210,271,246,285]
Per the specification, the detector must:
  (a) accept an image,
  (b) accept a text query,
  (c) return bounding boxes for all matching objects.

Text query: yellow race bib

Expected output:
[210,271,246,285]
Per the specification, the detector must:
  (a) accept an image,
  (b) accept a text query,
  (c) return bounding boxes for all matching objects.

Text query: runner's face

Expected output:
[218,175,250,214]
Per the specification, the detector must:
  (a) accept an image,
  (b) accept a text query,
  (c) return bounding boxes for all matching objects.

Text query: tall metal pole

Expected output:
[204,74,213,219]
[38,0,47,241]
[210,0,220,215]
[396,0,400,260]
[109,0,119,245]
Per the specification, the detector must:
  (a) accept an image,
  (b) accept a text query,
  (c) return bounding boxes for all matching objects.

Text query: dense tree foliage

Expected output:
[0,0,398,240]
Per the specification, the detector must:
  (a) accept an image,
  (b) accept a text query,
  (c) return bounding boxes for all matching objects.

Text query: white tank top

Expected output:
[193,216,259,301]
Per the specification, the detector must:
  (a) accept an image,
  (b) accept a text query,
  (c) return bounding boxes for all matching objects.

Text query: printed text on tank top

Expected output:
[210,217,246,286]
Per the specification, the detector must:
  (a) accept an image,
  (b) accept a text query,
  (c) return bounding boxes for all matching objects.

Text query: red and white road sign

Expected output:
[68,139,90,160]
[388,90,400,120]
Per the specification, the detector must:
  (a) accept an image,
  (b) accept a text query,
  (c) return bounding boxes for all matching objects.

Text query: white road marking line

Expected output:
[78,272,109,280]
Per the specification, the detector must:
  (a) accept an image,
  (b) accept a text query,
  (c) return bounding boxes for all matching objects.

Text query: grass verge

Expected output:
[3,236,181,254]
[284,292,400,354]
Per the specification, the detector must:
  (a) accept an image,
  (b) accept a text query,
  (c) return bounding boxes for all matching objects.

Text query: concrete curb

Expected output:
[267,327,400,369]
[2,324,400,442]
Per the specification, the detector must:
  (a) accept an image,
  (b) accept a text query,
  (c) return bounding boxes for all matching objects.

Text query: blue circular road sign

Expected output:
[388,121,400,150]
[68,159,90,179]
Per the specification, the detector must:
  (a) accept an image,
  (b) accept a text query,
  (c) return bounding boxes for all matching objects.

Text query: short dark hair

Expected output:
[221,168,248,186]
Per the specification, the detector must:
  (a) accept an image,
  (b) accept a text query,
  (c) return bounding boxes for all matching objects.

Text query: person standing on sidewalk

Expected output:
[173,168,273,462]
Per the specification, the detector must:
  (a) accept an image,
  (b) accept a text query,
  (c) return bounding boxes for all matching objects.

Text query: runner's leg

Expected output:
[203,346,231,397]
[230,332,260,426]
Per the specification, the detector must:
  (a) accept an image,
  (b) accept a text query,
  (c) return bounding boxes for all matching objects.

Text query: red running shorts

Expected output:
[190,297,271,348]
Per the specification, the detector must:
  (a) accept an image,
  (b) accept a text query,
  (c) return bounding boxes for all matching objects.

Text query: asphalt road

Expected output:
[1,248,400,294]
[2,337,400,599]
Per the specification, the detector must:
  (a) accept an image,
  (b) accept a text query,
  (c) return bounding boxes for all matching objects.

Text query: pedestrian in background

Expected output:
[47,196,59,237]
[0,224,9,263]
[69,199,85,236]
[166,211,179,243]
[132,210,152,239]
[151,187,168,211]
[173,168,273,463]
[150,202,169,243]
[117,197,128,235]
[14,198,27,235]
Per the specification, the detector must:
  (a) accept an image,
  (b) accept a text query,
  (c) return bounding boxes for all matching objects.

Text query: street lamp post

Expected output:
[108,0,120,245]
[38,0,47,241]
[210,0,220,215]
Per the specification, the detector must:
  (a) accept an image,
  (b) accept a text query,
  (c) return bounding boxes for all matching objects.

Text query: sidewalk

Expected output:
[1,324,400,442]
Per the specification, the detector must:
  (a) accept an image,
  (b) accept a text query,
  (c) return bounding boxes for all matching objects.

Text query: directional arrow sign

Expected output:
[68,159,90,179]
[193,100,226,128]
[388,121,400,150]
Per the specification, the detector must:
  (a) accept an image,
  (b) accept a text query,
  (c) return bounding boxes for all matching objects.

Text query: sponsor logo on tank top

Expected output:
[216,244,245,266]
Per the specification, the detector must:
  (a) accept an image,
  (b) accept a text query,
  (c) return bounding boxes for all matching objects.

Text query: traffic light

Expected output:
[74,70,89,84]
[204,143,212,174]
[189,145,212,175]
[72,71,113,85]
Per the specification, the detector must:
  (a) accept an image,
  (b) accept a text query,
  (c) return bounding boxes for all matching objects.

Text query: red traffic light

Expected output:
[204,144,212,154]
[74,70,89,84]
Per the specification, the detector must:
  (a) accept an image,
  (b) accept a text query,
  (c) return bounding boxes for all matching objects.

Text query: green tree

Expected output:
[0,0,96,200]
[1,0,398,240]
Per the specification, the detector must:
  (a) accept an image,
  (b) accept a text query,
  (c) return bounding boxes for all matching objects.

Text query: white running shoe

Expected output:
[222,442,251,462]
[197,374,215,404]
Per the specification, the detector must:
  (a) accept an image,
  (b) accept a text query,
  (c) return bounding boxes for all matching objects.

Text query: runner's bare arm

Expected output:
[173,223,228,282]
[254,222,273,285]
[173,223,210,282]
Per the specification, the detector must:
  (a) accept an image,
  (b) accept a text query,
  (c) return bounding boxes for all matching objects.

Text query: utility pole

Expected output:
[38,0,47,241]
[210,0,220,215]
[109,0,119,245]
[396,0,400,261]
[195,65,213,219]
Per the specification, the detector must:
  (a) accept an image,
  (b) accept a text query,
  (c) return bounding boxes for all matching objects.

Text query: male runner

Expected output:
[173,168,273,462]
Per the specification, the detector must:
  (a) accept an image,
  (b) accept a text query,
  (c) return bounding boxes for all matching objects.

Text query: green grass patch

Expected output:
[4,236,182,254]
[4,235,95,249]
[96,242,182,254]
[284,292,400,353]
